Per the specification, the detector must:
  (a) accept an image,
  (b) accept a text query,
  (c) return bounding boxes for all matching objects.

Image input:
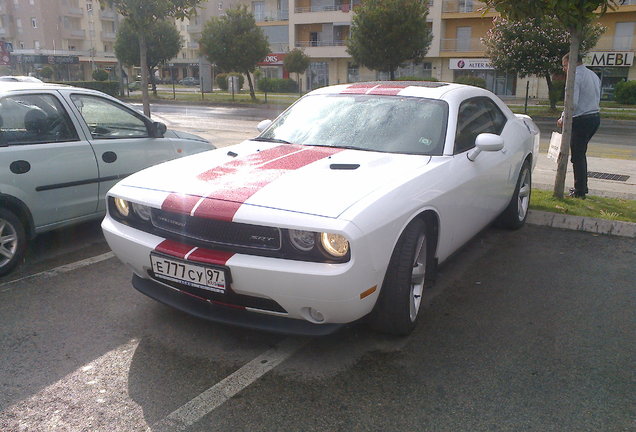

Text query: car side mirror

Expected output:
[150,121,167,138]
[467,133,504,161]
[257,119,272,133]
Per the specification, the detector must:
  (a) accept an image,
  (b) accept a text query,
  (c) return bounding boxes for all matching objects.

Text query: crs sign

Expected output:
[585,52,634,67]
[258,53,285,66]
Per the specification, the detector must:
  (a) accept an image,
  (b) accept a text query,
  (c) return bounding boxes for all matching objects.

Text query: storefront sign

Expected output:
[258,53,286,66]
[13,54,79,65]
[449,58,493,70]
[585,51,634,67]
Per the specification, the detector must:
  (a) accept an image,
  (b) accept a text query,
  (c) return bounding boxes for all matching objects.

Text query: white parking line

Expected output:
[0,252,115,291]
[153,337,308,432]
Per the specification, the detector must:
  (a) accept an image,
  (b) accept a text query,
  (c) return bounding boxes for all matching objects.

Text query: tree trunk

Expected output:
[246,71,256,101]
[297,72,301,95]
[139,34,151,117]
[545,73,556,110]
[149,66,157,97]
[553,28,581,199]
[389,68,395,80]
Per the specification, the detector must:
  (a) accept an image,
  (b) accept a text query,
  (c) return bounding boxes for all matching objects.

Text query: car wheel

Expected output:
[0,208,27,277]
[369,218,427,336]
[497,160,531,230]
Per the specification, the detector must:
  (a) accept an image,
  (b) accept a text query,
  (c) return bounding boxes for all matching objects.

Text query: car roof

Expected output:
[307,81,491,101]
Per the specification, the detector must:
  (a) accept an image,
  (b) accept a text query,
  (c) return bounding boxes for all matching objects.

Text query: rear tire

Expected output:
[369,218,428,336]
[0,208,27,277]
[497,160,531,230]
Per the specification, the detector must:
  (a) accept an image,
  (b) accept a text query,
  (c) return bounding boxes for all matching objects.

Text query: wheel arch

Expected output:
[0,194,35,240]
[414,209,440,283]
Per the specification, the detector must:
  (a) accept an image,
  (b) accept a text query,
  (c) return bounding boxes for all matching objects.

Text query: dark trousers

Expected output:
[570,113,600,194]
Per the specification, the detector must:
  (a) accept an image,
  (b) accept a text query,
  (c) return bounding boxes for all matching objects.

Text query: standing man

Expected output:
[557,53,601,199]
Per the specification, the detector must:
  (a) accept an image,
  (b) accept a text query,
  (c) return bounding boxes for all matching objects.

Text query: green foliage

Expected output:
[395,76,439,82]
[92,69,109,81]
[39,66,54,79]
[550,78,566,103]
[216,73,245,91]
[63,81,120,96]
[199,6,269,100]
[283,49,310,75]
[257,78,298,93]
[346,0,433,80]
[455,75,487,88]
[614,80,636,105]
[115,18,182,69]
[100,0,202,27]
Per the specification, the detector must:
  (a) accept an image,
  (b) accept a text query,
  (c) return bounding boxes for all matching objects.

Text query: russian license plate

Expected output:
[150,253,228,293]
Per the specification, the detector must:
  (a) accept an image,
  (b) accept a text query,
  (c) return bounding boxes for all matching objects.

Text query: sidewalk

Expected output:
[533,153,636,200]
[529,153,636,238]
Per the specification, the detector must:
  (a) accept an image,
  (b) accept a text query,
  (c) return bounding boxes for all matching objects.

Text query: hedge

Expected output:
[56,81,120,96]
[614,80,636,105]
[454,75,487,89]
[216,73,244,91]
[257,77,298,93]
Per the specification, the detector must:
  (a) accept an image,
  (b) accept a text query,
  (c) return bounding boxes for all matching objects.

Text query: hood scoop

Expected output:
[329,163,360,170]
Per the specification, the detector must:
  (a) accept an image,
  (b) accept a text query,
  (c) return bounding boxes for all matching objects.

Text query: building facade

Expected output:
[0,0,120,80]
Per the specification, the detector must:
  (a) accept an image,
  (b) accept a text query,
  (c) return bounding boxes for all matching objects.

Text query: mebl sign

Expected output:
[585,52,634,67]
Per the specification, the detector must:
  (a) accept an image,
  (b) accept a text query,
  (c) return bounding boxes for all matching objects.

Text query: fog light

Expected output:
[302,307,325,323]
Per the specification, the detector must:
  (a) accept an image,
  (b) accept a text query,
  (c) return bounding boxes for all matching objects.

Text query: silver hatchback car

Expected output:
[0,82,213,276]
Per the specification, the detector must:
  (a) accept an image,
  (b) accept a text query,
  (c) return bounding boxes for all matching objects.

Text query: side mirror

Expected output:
[150,121,167,138]
[256,119,272,133]
[467,133,504,161]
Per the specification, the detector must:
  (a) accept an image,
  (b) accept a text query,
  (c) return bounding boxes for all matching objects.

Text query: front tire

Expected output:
[0,208,27,277]
[369,218,428,336]
[497,160,531,230]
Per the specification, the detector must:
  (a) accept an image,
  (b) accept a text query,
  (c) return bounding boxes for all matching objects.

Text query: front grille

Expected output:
[151,209,281,251]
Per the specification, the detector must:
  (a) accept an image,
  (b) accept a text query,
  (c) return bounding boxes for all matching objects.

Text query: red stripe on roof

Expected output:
[341,83,378,94]
[155,240,194,259]
[368,85,405,95]
[341,83,408,96]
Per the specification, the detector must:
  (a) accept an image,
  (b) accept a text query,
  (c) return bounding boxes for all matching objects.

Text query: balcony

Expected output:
[294,1,360,13]
[442,0,487,13]
[255,9,289,22]
[63,6,84,17]
[101,31,116,41]
[100,10,117,20]
[269,42,289,52]
[440,37,486,53]
[296,39,346,47]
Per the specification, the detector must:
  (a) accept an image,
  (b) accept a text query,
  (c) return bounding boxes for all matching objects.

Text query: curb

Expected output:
[527,210,636,238]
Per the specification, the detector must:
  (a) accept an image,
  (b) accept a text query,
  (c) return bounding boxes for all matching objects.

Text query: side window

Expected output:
[70,94,149,139]
[0,94,79,146]
[454,97,508,154]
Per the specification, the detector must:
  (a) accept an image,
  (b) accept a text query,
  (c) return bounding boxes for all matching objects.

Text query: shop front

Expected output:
[585,51,635,100]
[257,53,288,79]
[449,58,516,96]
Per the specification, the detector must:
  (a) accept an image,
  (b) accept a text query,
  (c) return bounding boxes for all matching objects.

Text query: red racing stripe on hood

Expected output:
[192,146,343,221]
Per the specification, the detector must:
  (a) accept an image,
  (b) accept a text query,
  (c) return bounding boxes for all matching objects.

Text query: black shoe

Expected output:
[568,190,586,199]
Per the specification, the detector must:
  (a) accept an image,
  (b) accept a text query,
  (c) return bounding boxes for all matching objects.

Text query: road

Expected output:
[1,225,634,431]
[144,103,636,159]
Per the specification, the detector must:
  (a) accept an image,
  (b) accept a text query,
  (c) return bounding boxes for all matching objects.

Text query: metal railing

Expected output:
[440,37,486,52]
[442,0,487,13]
[295,39,347,47]
[295,1,359,13]
[255,10,289,21]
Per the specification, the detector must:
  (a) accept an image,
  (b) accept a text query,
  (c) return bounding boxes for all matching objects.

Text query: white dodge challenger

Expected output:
[102,81,540,335]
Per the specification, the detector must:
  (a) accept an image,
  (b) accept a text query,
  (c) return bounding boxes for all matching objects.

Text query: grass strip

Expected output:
[530,189,636,223]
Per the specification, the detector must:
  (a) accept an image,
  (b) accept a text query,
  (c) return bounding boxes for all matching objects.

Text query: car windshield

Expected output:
[259,94,448,155]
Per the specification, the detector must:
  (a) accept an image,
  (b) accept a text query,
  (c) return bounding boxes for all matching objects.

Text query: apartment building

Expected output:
[0,0,120,80]
[177,0,636,99]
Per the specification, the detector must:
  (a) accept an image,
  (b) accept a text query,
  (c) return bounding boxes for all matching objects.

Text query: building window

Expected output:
[456,26,471,51]
[253,1,264,21]
[614,22,635,50]
[347,63,359,83]
[87,2,93,12]
[19,41,25,49]
[31,17,38,28]
[34,40,40,49]
[16,18,22,32]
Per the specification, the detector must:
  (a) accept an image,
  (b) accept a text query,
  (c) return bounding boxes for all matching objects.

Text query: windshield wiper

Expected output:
[252,137,292,144]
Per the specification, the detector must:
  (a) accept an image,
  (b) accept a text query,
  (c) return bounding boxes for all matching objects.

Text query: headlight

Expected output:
[114,197,130,217]
[289,229,315,251]
[132,202,152,221]
[320,233,349,258]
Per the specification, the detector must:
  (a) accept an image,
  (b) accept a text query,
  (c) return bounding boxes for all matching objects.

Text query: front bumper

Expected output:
[102,216,384,331]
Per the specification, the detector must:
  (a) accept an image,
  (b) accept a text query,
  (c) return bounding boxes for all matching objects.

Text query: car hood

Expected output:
[119,141,432,219]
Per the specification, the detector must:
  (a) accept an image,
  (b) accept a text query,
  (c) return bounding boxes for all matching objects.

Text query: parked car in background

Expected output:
[102,81,540,336]
[0,76,43,83]
[0,81,214,276]
[178,77,200,86]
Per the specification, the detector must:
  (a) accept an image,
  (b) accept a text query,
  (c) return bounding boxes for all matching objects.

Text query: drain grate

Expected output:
[587,171,630,182]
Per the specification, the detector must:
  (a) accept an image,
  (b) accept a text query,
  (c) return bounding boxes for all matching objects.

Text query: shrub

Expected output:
[454,75,487,88]
[257,77,298,93]
[216,73,244,91]
[614,80,636,105]
[60,81,120,96]
[39,66,54,80]
[550,78,566,103]
[92,69,109,81]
